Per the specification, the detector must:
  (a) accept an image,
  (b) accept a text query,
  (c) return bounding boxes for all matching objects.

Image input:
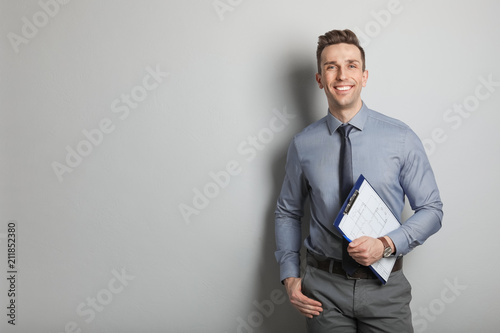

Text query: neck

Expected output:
[328,100,363,123]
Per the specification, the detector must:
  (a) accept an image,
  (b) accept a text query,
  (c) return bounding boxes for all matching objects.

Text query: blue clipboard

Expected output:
[333,174,402,284]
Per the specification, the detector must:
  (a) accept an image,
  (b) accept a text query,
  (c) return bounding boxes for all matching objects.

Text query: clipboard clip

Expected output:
[343,190,359,215]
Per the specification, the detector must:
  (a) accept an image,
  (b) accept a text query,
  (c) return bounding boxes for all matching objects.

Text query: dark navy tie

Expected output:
[338,124,359,275]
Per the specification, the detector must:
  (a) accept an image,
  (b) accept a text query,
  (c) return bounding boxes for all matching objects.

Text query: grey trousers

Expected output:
[302,259,413,333]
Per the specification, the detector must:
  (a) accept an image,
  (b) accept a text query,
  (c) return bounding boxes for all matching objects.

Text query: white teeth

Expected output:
[336,86,351,91]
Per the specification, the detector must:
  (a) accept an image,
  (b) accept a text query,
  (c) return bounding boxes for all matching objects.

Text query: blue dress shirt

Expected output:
[275,103,443,282]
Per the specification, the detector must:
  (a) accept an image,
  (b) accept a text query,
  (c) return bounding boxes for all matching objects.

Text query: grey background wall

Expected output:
[1,0,499,332]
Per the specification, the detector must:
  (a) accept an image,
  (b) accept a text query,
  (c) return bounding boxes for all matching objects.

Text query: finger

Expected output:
[348,245,363,255]
[299,294,323,307]
[300,308,318,319]
[291,295,323,315]
[350,236,369,248]
[301,302,323,314]
[292,295,323,310]
[296,302,323,318]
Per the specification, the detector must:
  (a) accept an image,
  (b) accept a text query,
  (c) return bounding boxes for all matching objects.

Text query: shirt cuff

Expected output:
[279,261,300,284]
[386,229,408,257]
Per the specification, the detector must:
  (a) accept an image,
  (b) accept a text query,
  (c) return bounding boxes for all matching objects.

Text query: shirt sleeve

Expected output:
[387,128,443,256]
[274,138,309,282]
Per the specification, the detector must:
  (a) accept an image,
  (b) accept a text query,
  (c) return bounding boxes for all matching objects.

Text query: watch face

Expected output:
[383,247,392,257]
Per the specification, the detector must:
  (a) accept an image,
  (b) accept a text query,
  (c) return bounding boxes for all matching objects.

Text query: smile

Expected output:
[334,85,353,91]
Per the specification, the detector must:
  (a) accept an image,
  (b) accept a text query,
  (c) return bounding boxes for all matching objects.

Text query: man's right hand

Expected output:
[284,277,323,319]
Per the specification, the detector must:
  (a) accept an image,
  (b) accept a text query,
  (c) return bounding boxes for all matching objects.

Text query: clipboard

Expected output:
[333,174,401,284]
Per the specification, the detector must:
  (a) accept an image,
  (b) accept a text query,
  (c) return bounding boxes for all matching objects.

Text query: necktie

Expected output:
[338,124,359,275]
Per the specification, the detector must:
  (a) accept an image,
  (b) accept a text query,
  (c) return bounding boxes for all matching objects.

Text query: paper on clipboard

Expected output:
[333,174,401,284]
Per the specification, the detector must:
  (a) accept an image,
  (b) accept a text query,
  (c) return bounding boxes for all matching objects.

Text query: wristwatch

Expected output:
[378,237,393,258]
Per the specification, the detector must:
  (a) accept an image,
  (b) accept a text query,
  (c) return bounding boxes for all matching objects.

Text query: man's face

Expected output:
[316,43,368,113]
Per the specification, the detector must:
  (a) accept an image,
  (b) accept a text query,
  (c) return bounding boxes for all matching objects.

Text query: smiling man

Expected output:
[316,42,367,121]
[274,29,443,332]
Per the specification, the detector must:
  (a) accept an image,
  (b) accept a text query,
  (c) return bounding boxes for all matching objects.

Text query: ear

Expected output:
[315,73,324,89]
[361,70,369,87]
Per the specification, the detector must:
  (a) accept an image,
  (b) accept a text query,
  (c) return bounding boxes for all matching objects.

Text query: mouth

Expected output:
[334,85,353,92]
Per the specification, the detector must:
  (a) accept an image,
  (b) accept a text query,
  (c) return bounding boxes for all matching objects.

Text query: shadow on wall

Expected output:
[250,57,318,333]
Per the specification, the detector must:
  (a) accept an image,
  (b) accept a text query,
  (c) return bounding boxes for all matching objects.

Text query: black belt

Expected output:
[308,254,403,280]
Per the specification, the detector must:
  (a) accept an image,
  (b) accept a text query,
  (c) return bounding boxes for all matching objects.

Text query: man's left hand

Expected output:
[347,236,385,266]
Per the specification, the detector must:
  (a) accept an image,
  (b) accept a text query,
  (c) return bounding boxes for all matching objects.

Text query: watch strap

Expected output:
[378,237,392,256]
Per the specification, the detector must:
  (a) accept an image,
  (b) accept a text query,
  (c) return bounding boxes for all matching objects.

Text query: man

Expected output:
[274,29,443,332]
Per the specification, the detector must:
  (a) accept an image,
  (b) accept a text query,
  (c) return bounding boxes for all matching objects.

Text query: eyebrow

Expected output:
[323,59,361,66]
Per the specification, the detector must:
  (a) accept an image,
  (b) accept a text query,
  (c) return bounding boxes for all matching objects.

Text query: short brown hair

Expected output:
[316,29,366,73]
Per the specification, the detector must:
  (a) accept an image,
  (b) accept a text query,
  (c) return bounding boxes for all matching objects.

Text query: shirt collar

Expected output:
[326,101,369,135]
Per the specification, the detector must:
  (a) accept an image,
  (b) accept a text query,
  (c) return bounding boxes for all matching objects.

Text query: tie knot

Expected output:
[338,124,354,138]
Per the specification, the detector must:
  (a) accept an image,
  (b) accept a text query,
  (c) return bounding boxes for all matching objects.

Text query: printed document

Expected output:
[334,175,401,284]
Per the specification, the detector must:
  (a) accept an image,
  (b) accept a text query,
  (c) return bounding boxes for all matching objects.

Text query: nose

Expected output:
[336,67,346,81]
